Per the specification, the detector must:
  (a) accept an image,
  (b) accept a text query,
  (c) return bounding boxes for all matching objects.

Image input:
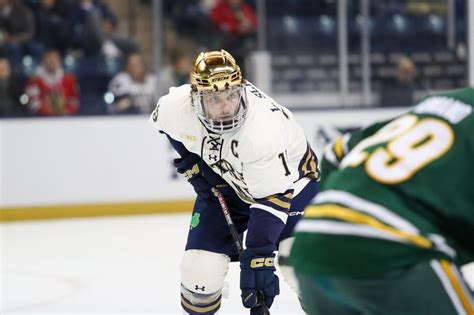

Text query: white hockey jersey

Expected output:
[150,82,318,217]
[108,72,158,114]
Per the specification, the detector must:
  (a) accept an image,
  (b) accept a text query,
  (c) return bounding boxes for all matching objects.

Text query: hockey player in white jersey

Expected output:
[150,50,319,314]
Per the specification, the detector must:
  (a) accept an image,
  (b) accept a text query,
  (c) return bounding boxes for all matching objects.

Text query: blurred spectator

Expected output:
[380,56,418,107]
[25,48,79,115]
[100,14,139,59]
[211,0,256,37]
[165,0,210,38]
[0,56,26,117]
[0,0,35,66]
[69,0,136,61]
[30,0,71,56]
[107,53,157,114]
[70,0,110,56]
[158,49,193,96]
[210,0,257,65]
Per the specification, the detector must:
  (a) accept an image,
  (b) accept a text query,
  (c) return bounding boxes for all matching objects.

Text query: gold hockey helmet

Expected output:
[190,50,243,92]
[190,50,248,134]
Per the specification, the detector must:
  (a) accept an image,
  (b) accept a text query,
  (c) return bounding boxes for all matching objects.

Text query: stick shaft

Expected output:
[211,187,270,315]
[212,187,243,253]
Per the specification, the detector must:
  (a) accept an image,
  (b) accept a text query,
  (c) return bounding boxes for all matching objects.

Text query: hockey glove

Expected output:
[240,245,280,312]
[173,153,233,199]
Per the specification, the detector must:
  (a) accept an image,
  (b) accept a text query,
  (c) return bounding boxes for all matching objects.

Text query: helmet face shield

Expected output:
[190,50,248,134]
[193,84,248,134]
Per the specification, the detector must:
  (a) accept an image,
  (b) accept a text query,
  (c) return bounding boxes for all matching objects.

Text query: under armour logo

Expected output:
[195,285,205,292]
[209,154,218,161]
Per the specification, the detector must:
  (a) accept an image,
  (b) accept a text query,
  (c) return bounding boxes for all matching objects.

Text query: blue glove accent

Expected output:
[173,153,234,200]
[240,245,280,311]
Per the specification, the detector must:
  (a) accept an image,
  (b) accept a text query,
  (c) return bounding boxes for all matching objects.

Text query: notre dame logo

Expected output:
[213,159,243,182]
[250,257,274,268]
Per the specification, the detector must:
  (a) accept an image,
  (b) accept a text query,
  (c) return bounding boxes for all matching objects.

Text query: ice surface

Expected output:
[1,213,304,314]
[2,213,473,314]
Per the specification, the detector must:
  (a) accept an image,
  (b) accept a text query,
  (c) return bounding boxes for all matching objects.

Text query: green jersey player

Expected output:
[290,88,474,315]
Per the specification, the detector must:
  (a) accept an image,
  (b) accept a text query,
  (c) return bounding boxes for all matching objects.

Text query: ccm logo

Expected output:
[289,211,304,216]
[211,76,229,82]
[250,257,274,268]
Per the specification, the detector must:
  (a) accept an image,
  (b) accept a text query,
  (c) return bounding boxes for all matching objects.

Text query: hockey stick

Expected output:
[212,187,270,315]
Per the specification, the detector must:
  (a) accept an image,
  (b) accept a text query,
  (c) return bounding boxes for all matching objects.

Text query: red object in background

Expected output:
[26,71,80,116]
[210,0,257,37]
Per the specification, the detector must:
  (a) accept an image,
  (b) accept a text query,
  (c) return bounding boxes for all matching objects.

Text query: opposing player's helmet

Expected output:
[190,50,248,134]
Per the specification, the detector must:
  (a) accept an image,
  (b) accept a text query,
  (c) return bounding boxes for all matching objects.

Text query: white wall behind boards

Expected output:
[0,107,406,208]
[0,116,193,208]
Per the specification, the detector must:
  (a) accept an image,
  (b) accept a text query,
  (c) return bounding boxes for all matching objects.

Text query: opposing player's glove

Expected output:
[173,153,234,199]
[240,245,279,312]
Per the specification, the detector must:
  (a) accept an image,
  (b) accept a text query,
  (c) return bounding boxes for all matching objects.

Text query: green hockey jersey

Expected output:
[290,88,474,277]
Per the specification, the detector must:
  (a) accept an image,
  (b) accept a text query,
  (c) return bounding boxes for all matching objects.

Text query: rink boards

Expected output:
[0,107,405,221]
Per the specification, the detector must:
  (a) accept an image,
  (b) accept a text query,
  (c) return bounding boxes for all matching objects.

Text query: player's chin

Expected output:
[219,118,233,125]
